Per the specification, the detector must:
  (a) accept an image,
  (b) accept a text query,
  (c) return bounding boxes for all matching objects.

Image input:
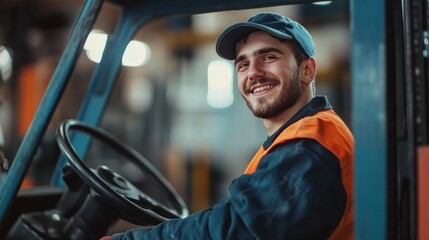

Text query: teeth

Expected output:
[253,85,274,93]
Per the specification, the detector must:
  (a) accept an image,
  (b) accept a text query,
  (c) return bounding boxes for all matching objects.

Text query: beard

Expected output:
[243,71,302,119]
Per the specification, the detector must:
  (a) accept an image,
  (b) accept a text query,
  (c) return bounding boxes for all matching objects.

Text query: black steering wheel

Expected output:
[56,119,189,226]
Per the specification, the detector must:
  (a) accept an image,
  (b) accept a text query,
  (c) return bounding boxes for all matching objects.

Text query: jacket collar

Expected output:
[263,96,332,149]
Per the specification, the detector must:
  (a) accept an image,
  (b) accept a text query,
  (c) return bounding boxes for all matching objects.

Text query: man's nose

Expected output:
[248,62,264,81]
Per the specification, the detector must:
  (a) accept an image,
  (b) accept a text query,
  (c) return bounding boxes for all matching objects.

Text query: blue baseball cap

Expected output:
[216,12,315,60]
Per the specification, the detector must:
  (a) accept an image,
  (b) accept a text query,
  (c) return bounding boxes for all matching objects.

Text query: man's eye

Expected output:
[237,63,248,71]
[264,55,276,61]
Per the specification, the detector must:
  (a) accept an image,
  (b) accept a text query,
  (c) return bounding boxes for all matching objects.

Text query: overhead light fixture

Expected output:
[0,46,12,82]
[313,1,332,6]
[84,30,108,63]
[207,60,234,109]
[122,40,151,67]
[84,30,151,67]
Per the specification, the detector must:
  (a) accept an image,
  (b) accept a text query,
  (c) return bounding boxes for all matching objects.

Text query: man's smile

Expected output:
[251,84,276,95]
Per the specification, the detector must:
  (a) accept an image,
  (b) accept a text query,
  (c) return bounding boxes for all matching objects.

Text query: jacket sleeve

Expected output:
[111,139,347,240]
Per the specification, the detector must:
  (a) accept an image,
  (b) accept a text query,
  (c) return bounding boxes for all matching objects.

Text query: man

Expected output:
[104,12,354,240]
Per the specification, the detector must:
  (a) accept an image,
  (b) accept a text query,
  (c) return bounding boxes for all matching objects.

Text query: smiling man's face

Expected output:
[235,31,303,119]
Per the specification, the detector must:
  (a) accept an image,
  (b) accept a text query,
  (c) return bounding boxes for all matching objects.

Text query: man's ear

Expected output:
[300,57,317,85]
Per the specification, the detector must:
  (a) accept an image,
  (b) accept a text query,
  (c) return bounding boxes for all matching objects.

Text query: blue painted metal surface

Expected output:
[352,0,387,239]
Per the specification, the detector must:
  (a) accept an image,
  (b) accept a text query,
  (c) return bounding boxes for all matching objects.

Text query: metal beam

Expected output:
[352,0,388,239]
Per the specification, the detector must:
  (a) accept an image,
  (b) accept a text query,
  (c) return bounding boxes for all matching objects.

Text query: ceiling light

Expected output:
[207,60,234,109]
[0,46,12,81]
[122,40,151,67]
[84,30,108,63]
[313,1,332,6]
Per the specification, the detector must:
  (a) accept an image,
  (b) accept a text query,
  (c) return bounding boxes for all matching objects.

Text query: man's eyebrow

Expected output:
[258,47,284,55]
[234,55,246,66]
[234,47,284,66]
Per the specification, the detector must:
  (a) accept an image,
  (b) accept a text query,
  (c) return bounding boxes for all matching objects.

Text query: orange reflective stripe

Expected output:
[244,147,264,174]
[245,109,354,239]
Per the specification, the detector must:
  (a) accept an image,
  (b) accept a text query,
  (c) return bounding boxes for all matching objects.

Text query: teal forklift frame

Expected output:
[0,0,394,239]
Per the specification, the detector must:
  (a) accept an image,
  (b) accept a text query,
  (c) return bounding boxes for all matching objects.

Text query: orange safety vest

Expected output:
[245,109,354,240]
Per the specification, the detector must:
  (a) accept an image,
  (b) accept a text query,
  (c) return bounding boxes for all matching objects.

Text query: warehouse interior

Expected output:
[0,0,350,211]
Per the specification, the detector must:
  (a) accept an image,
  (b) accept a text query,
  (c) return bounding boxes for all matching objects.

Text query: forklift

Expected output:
[0,0,428,239]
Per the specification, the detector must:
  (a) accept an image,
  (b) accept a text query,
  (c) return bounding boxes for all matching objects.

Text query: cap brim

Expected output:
[216,22,294,60]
